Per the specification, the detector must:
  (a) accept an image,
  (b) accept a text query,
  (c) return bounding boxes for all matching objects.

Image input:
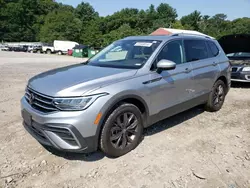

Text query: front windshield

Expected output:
[88,40,161,69]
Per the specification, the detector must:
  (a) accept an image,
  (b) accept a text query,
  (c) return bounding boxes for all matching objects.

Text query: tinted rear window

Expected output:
[207,41,219,57]
[184,40,208,62]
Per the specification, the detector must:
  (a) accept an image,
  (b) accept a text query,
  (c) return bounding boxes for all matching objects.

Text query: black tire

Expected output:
[46,49,52,54]
[100,103,143,157]
[58,51,63,55]
[205,80,226,112]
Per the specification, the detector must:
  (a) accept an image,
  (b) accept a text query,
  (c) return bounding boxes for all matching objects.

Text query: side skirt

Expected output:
[147,93,209,127]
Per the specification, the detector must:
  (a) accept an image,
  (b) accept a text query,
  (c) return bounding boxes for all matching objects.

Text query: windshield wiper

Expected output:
[81,60,89,65]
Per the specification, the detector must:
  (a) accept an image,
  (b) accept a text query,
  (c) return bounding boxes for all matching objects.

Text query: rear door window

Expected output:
[184,40,208,62]
[207,41,219,57]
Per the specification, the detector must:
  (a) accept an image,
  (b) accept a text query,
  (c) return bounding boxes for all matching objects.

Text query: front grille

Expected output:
[232,67,238,72]
[25,88,58,113]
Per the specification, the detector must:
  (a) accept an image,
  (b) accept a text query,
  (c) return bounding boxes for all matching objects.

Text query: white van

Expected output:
[53,40,79,55]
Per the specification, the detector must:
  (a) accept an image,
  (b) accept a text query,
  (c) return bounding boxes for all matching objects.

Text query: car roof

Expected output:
[124,35,171,41]
[123,34,215,42]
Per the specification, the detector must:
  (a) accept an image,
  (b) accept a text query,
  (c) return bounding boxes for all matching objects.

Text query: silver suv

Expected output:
[21,34,230,157]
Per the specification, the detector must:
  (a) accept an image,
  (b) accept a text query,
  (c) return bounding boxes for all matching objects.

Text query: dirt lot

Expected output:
[0,51,250,188]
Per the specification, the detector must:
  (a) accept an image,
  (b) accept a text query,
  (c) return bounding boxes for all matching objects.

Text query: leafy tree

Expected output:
[146,4,157,21]
[181,10,202,30]
[39,10,82,42]
[0,0,58,42]
[1,0,250,46]
[101,8,140,34]
[80,18,103,47]
[172,21,185,29]
[205,14,231,38]
[74,2,99,23]
[230,17,250,34]
[57,3,74,12]
[0,0,39,41]
[156,3,177,22]
[199,15,210,33]
[102,24,142,46]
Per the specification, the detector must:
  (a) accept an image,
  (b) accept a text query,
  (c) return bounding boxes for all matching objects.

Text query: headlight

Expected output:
[242,67,250,72]
[53,93,108,111]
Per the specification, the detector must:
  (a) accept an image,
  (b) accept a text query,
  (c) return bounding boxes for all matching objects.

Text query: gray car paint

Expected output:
[21,34,230,152]
[29,64,137,97]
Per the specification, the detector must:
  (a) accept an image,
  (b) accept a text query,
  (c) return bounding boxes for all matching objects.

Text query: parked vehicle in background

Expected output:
[54,40,79,55]
[219,34,250,83]
[7,46,14,51]
[10,45,28,52]
[27,46,34,52]
[31,46,43,53]
[0,44,9,51]
[227,52,250,82]
[42,43,55,54]
[21,34,230,157]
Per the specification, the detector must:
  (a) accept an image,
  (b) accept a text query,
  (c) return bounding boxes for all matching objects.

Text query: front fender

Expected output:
[94,91,150,145]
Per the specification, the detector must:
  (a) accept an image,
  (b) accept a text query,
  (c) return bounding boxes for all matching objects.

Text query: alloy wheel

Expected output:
[110,112,139,149]
[213,84,224,106]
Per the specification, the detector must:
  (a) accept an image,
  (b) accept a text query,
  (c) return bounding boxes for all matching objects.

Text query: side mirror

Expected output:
[157,59,176,72]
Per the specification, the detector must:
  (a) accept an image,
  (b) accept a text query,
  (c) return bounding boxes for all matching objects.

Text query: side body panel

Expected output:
[190,57,220,97]
[146,63,194,116]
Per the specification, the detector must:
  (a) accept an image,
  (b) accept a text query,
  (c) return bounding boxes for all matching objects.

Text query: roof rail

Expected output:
[171,33,214,39]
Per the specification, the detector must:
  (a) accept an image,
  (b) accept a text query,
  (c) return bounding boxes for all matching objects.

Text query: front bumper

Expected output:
[21,97,101,153]
[231,70,250,83]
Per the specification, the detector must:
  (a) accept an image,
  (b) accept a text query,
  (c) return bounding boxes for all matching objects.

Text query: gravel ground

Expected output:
[0,51,250,188]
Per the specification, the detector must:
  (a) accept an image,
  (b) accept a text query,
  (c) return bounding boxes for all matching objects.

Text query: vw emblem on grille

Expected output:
[29,93,35,105]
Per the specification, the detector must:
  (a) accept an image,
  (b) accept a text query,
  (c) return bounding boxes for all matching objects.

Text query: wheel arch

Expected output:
[216,75,229,93]
[94,94,149,149]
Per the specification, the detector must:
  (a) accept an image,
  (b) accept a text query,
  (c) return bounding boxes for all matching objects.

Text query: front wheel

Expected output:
[100,103,143,157]
[205,80,226,112]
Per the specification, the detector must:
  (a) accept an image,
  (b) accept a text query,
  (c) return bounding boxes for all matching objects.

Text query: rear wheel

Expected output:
[58,51,63,55]
[205,80,226,112]
[100,103,143,157]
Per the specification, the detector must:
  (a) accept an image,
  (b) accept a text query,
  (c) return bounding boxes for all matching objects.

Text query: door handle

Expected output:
[184,68,191,73]
[213,62,217,66]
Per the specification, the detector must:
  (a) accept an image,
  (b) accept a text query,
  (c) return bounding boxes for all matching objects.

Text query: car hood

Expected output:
[28,64,137,97]
[218,34,250,66]
[218,34,250,54]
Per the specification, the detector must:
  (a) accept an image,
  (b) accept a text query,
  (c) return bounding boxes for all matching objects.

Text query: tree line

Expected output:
[0,0,250,47]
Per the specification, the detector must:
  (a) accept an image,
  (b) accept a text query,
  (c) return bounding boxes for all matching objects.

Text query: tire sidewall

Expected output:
[100,103,143,157]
